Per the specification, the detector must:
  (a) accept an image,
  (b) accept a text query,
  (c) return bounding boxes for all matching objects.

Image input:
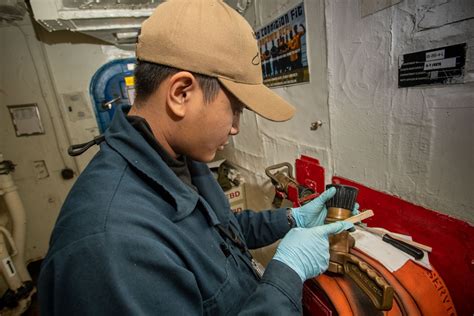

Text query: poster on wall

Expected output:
[256,2,309,88]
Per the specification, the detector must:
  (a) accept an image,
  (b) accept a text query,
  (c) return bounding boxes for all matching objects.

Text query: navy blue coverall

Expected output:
[38,106,302,315]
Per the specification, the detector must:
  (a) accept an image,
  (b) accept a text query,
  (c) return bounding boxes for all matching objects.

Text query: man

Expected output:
[278,35,290,72]
[270,39,280,76]
[289,24,306,69]
[261,42,271,79]
[38,1,354,314]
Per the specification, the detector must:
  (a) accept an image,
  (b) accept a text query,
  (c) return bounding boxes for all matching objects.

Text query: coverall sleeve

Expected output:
[38,232,203,315]
[39,231,303,315]
[239,259,303,315]
[234,208,290,249]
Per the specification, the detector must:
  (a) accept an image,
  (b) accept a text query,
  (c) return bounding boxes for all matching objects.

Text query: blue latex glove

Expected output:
[273,221,354,281]
[292,187,360,228]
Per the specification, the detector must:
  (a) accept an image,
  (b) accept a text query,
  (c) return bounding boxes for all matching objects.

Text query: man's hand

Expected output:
[291,187,359,228]
[273,221,353,281]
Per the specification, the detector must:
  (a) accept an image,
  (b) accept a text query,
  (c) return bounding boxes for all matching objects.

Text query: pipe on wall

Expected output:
[0,155,31,283]
[0,232,22,292]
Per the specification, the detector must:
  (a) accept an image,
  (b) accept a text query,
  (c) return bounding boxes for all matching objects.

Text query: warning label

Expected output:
[398,43,466,88]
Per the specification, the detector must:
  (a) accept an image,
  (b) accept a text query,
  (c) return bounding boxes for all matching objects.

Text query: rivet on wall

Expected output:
[310,120,323,131]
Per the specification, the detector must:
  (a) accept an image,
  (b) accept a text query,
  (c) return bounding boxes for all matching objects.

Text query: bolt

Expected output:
[310,120,323,131]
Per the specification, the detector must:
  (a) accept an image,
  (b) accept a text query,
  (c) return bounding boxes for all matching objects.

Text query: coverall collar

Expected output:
[104,105,229,226]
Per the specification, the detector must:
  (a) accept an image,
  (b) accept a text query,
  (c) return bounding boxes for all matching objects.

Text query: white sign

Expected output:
[424,57,457,71]
[2,257,16,278]
[426,49,445,61]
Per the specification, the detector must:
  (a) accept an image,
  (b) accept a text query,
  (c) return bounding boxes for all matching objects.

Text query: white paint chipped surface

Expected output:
[326,0,474,222]
[218,0,333,209]
[1,2,473,288]
[0,18,77,266]
[227,0,473,224]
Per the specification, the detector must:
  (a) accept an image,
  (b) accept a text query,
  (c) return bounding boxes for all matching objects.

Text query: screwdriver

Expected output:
[356,225,425,260]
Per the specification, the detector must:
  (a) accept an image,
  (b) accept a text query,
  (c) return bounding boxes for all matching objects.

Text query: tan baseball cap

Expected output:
[136,0,295,122]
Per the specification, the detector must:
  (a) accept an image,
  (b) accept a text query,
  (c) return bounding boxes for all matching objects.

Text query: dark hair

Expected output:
[134,60,221,106]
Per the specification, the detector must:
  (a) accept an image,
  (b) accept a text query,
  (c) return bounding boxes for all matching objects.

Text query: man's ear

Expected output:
[166,71,197,118]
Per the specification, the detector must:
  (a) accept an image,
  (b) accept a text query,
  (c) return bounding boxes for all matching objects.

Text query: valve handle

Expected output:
[344,253,394,310]
[264,162,293,181]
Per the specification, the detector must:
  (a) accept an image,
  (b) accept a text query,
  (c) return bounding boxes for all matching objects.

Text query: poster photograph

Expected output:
[256,2,309,87]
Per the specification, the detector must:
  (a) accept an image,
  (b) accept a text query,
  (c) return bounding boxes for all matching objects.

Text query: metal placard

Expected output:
[7,103,45,137]
[398,43,466,88]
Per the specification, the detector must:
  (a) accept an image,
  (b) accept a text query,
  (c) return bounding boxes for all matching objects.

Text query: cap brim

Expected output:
[218,78,296,122]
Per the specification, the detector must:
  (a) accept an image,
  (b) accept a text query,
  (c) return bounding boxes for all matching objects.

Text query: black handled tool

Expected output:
[381,234,424,260]
[357,225,424,260]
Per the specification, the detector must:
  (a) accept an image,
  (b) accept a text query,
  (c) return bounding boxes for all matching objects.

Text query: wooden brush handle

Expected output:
[344,209,374,223]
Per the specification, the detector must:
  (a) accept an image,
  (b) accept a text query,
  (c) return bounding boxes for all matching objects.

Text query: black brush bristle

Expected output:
[325,184,358,211]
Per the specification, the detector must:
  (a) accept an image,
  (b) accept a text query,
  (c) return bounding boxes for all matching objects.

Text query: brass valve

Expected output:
[265,162,298,194]
[325,184,394,311]
[265,163,316,208]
